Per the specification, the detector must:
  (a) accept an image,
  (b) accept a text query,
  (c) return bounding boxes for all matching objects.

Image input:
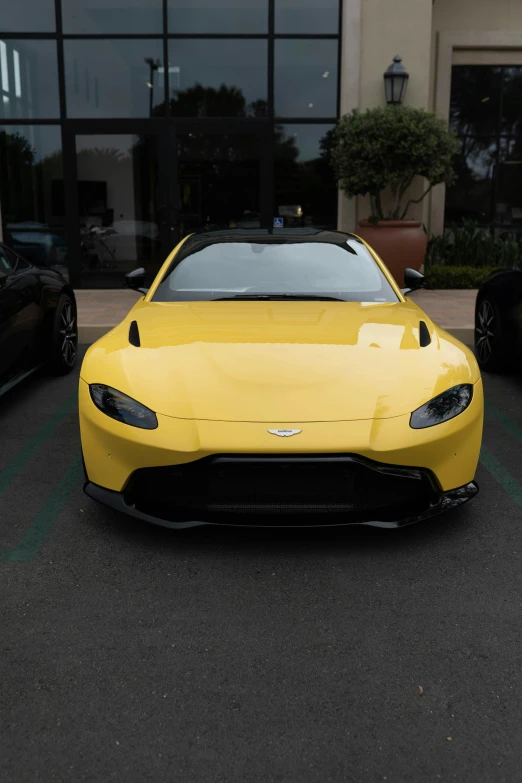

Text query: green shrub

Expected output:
[331,106,457,220]
[425,265,502,290]
[426,220,522,268]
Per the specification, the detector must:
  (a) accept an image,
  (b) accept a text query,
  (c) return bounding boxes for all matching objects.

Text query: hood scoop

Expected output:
[129,320,141,347]
[419,321,431,347]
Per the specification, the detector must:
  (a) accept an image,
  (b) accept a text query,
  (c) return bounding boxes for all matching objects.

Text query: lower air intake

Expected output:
[126,455,437,522]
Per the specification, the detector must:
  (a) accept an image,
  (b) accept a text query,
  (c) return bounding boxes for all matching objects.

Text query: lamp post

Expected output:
[145,57,161,116]
[383,55,409,105]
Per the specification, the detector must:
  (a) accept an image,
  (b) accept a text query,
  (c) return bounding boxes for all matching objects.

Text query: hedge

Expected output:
[424,265,503,290]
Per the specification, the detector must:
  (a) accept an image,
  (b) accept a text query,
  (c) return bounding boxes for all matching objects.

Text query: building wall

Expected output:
[430,0,522,112]
[340,0,522,234]
[360,0,433,111]
[428,0,522,234]
[345,0,433,227]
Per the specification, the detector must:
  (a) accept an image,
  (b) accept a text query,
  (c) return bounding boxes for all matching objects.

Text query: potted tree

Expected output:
[331,106,457,283]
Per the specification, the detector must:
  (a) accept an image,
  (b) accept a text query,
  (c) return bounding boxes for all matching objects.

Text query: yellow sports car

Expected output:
[79,229,483,529]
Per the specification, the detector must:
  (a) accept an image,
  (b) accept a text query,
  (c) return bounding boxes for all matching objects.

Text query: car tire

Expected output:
[47,293,78,375]
[474,294,509,373]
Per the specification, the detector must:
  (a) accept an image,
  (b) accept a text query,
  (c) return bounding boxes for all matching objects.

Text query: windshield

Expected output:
[152,240,399,303]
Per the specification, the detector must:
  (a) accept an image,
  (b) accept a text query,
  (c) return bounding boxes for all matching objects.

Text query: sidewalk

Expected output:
[76,289,476,345]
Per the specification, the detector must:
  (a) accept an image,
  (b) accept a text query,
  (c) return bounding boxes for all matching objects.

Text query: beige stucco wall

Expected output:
[360,0,433,111]
[432,0,522,39]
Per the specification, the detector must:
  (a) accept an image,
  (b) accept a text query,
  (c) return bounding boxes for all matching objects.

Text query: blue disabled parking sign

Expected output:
[273,217,284,228]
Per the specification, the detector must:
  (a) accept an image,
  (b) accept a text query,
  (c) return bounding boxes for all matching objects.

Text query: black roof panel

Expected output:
[181,228,361,252]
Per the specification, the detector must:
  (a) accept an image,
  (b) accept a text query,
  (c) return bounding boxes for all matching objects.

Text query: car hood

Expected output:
[81,299,480,423]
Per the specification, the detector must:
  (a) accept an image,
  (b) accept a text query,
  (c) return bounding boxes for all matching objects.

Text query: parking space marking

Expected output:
[480,445,522,509]
[0,392,78,496]
[0,456,83,563]
[485,401,522,445]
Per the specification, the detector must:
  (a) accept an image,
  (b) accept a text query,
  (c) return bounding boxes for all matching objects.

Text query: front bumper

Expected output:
[84,477,478,529]
[83,450,479,529]
[79,378,484,497]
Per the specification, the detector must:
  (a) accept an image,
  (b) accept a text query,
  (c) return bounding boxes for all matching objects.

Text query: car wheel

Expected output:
[48,293,78,375]
[475,295,509,373]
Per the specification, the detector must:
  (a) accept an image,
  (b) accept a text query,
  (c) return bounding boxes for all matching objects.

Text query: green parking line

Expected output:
[480,445,522,509]
[485,401,522,445]
[0,391,78,496]
[0,456,84,563]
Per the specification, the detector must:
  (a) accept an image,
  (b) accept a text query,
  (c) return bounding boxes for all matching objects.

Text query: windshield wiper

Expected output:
[214,294,346,302]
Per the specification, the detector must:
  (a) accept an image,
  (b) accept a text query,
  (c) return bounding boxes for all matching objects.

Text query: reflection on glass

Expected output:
[75,134,163,287]
[167,40,267,117]
[449,66,502,136]
[153,241,398,303]
[0,125,68,276]
[274,40,337,117]
[62,0,162,34]
[168,0,267,33]
[496,137,522,227]
[64,40,164,118]
[445,138,497,224]
[0,40,59,118]
[177,133,261,235]
[447,64,522,231]
[275,0,339,33]
[0,1,55,32]
[500,67,522,135]
[275,124,337,229]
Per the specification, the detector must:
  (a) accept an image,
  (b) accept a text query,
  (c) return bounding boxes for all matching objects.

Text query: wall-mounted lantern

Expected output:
[384,55,409,105]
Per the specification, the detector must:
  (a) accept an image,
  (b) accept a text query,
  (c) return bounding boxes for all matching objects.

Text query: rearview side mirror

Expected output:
[124,267,148,294]
[401,268,425,295]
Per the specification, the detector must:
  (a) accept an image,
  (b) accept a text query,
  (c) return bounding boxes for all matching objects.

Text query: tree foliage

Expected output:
[330,106,458,220]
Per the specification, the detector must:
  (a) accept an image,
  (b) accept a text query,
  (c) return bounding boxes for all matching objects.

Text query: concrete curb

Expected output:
[79,324,475,346]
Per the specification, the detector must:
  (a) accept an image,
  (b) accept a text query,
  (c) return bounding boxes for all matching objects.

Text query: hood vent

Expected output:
[419,321,431,347]
[129,320,141,347]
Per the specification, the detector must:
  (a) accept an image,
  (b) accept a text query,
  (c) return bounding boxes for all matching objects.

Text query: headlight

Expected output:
[89,384,158,429]
[410,384,473,429]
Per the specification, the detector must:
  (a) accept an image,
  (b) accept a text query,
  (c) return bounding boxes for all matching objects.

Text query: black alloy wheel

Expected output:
[48,293,78,375]
[475,295,508,372]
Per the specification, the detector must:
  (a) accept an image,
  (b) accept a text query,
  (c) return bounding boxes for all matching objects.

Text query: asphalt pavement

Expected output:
[1,350,522,783]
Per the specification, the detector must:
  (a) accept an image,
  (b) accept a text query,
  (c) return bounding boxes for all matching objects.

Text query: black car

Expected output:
[475,265,522,372]
[0,243,77,396]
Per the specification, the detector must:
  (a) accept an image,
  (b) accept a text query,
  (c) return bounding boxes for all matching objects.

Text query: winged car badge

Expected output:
[268,429,302,437]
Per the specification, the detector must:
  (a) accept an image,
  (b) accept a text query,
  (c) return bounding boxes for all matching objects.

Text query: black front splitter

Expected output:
[83,481,479,530]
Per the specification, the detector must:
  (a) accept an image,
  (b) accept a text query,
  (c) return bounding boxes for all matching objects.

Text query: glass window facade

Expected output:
[0,40,60,119]
[0,125,68,276]
[0,0,341,287]
[62,0,163,34]
[168,0,268,33]
[446,65,522,234]
[168,40,268,117]
[275,123,337,229]
[0,1,56,33]
[274,40,338,117]
[64,39,165,117]
[275,0,339,34]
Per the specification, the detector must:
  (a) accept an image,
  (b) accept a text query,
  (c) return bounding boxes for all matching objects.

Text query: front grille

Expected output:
[125,455,437,524]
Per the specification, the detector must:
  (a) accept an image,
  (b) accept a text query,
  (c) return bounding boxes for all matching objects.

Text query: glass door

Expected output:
[64,122,271,287]
[65,125,171,288]
[172,123,272,240]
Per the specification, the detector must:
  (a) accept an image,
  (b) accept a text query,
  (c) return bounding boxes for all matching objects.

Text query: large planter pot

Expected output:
[356,220,427,286]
